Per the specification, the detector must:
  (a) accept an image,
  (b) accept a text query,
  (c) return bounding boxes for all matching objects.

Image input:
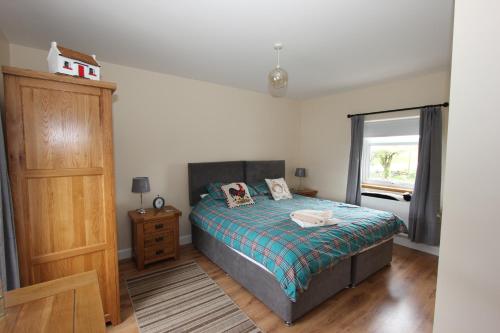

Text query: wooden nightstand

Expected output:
[292,188,318,198]
[129,206,182,270]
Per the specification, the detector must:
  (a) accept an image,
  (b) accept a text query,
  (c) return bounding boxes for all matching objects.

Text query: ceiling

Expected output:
[0,0,454,99]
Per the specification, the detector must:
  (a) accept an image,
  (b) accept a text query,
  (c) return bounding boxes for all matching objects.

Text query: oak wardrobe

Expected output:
[2,66,120,324]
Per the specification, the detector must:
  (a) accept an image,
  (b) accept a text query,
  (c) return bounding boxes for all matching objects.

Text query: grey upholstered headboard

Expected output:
[188,160,285,205]
[188,161,245,206]
[245,160,285,184]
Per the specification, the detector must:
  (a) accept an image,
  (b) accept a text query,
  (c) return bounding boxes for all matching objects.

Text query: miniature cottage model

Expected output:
[47,41,101,80]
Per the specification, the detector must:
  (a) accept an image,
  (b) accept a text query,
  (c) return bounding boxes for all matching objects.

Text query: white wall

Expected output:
[4,43,452,259]
[298,70,450,202]
[7,44,301,252]
[433,1,500,332]
[0,31,10,105]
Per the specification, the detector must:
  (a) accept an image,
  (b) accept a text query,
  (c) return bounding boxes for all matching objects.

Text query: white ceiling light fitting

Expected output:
[268,42,288,98]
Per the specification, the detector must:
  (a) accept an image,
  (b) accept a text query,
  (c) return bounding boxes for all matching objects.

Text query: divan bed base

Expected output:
[192,223,394,323]
[351,239,393,286]
[192,224,351,324]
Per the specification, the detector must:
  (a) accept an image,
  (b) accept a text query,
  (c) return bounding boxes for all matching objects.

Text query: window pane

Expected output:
[367,142,418,187]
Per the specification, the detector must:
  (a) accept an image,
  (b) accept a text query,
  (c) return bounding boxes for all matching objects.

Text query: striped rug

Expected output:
[126,261,262,333]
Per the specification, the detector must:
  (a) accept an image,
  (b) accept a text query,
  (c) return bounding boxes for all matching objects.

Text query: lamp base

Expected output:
[136,208,147,214]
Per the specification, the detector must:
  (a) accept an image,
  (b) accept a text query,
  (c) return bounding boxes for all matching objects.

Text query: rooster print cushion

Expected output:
[265,178,293,201]
[207,182,258,200]
[221,182,255,208]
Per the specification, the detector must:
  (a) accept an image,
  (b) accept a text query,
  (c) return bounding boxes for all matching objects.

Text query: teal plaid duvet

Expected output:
[190,195,407,301]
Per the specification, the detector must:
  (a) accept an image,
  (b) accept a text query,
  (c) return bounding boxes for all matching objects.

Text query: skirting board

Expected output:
[118,234,192,260]
[393,234,439,256]
[179,234,192,245]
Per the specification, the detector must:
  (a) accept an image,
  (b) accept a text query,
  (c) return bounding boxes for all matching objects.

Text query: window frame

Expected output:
[63,60,72,70]
[361,136,419,191]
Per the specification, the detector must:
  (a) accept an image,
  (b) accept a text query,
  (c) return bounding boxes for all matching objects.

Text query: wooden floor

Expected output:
[108,244,438,333]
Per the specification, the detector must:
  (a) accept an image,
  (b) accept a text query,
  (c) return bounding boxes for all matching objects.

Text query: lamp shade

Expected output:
[295,168,306,177]
[132,177,150,193]
[268,67,288,97]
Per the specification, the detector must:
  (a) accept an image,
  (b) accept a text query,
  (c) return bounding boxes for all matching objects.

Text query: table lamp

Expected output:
[295,168,306,190]
[132,177,150,214]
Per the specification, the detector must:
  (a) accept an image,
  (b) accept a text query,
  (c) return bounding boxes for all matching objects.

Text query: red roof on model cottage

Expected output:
[57,45,101,67]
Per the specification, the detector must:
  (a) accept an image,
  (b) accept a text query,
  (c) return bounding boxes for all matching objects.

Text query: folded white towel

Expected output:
[290,209,340,228]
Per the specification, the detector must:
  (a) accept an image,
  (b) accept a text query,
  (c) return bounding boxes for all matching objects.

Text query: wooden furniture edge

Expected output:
[99,88,121,324]
[292,188,318,197]
[128,207,182,222]
[2,66,117,91]
[5,270,99,307]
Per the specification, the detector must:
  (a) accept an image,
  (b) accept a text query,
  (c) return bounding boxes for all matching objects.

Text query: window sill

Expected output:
[362,191,401,201]
[362,183,413,194]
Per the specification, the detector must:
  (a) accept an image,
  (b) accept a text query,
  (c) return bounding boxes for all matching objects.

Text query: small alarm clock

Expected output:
[153,195,165,209]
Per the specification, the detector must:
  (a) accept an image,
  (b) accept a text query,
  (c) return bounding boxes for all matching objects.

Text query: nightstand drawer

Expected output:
[144,231,173,247]
[144,217,176,234]
[145,243,175,261]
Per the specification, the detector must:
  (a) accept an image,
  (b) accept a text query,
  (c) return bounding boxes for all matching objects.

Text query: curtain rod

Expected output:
[347,102,449,118]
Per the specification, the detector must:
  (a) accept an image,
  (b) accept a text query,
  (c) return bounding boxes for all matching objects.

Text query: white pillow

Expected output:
[265,178,293,201]
[221,182,255,208]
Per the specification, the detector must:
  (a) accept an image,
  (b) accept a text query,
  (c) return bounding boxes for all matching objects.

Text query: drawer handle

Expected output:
[155,224,164,230]
[155,236,164,242]
[156,249,164,255]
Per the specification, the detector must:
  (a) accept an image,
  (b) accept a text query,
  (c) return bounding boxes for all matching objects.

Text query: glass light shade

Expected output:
[268,66,288,97]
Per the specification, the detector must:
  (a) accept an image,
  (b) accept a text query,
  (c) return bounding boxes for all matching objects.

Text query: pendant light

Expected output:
[268,42,288,97]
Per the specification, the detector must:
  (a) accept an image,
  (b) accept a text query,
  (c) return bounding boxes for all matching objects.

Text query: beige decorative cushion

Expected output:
[221,182,255,208]
[265,178,293,201]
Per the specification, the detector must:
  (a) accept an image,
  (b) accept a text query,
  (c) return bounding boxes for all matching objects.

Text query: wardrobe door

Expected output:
[4,70,120,324]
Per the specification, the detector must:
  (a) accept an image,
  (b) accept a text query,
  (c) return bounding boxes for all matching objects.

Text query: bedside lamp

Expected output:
[132,177,150,214]
[295,168,306,190]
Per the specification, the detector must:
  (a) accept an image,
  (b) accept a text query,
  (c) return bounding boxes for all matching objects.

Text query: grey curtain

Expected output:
[0,107,20,290]
[409,107,442,245]
[345,115,364,205]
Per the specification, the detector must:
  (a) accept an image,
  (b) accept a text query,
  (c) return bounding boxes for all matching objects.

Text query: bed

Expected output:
[188,160,406,324]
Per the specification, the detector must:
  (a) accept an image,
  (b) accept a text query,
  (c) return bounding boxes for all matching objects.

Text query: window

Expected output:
[89,68,95,76]
[362,135,419,190]
[63,61,72,69]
